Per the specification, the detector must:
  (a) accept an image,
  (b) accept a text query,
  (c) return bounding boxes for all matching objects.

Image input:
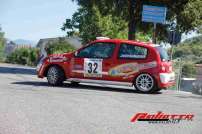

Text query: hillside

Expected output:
[173,35,202,63]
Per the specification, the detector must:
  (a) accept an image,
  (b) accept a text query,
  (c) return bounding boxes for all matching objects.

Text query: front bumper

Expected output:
[36,62,45,78]
[36,62,43,72]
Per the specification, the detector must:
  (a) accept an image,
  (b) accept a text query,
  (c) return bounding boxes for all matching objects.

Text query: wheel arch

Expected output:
[43,64,66,79]
[133,72,161,93]
[132,71,158,87]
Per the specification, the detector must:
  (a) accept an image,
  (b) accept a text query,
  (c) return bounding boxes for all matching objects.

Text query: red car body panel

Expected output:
[37,39,175,89]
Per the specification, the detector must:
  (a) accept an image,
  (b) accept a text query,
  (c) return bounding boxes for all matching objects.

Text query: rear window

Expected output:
[155,47,170,61]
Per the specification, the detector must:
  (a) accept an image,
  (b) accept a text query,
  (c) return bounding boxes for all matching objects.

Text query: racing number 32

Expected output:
[84,58,102,77]
[87,62,98,74]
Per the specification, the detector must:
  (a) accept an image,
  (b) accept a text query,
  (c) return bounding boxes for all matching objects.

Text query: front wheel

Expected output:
[134,74,159,93]
[47,66,65,86]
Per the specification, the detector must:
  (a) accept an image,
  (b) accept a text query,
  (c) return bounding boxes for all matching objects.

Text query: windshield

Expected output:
[155,46,170,61]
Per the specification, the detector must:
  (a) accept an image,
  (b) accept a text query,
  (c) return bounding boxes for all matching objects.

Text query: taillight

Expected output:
[160,64,173,72]
[161,65,166,72]
[168,66,173,72]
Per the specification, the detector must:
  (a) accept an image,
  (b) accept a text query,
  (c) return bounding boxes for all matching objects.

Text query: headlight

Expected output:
[36,55,46,71]
[36,62,43,71]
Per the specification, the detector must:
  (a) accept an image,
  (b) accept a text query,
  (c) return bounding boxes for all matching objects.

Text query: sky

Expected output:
[0,0,78,43]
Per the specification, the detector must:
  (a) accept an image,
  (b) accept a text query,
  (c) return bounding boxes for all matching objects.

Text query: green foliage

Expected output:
[172,35,202,78]
[173,35,202,60]
[182,62,196,77]
[46,38,76,55]
[5,38,75,66]
[136,31,152,42]
[95,11,128,40]
[177,0,202,32]
[63,0,202,42]
[6,48,39,66]
[62,6,129,43]
[0,43,4,61]
[0,26,5,61]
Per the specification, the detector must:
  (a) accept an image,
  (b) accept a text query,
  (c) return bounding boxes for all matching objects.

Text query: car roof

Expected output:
[92,39,155,48]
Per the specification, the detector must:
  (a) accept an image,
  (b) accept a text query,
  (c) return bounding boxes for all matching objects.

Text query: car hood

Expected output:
[48,52,73,58]
[47,52,74,62]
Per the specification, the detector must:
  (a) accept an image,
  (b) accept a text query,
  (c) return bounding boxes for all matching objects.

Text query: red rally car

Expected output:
[37,38,175,93]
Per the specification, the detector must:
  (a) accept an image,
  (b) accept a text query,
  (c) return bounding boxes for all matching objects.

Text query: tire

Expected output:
[155,88,162,92]
[134,73,158,93]
[47,66,65,86]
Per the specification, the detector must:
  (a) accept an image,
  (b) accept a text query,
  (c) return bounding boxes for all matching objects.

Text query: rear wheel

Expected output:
[47,66,65,86]
[134,73,158,93]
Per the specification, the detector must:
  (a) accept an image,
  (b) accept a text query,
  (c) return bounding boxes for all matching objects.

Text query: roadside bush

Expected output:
[196,60,202,64]
[182,62,196,78]
[173,45,193,59]
[46,38,75,55]
[6,47,39,66]
[0,44,4,62]
[0,28,5,62]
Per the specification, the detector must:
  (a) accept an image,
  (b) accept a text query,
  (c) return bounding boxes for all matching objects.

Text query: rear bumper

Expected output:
[158,72,175,88]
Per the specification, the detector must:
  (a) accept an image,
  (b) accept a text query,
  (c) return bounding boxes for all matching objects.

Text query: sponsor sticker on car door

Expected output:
[84,58,102,77]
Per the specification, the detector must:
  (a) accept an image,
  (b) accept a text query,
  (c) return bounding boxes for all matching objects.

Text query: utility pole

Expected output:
[152,23,157,44]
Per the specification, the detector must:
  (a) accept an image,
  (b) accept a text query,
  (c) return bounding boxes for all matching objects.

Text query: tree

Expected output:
[62,0,202,42]
[0,27,4,42]
[175,0,202,33]
[45,38,76,55]
[62,6,129,43]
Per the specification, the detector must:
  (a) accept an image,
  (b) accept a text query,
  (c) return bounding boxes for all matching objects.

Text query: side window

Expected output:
[77,42,116,58]
[118,43,148,59]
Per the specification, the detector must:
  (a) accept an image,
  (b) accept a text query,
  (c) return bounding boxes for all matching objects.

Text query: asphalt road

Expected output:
[0,63,201,134]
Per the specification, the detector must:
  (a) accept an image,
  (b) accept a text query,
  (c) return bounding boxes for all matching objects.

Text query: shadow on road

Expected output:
[11,81,162,94]
[0,66,36,75]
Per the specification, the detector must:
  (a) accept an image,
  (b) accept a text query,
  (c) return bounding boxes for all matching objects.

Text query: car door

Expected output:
[110,43,149,82]
[70,42,116,80]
